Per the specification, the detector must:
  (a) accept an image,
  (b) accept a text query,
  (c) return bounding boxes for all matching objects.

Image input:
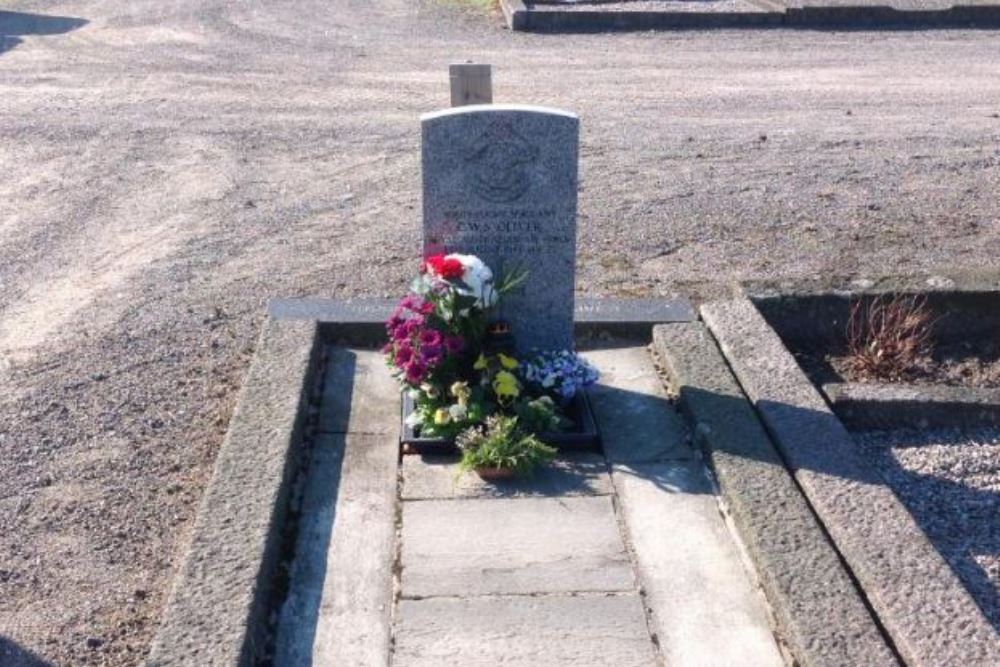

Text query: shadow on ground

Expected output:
[0,11,87,55]
[685,384,1000,633]
[0,636,55,667]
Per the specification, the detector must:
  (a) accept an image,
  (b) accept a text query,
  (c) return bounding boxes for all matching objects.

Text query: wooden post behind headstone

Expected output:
[449,64,492,107]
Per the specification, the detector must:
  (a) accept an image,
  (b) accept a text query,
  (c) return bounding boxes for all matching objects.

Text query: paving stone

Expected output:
[400,453,612,500]
[318,347,399,434]
[652,322,899,667]
[401,496,634,597]
[274,430,398,667]
[702,298,1000,667]
[613,460,784,667]
[393,594,658,667]
[583,346,692,463]
[274,347,400,667]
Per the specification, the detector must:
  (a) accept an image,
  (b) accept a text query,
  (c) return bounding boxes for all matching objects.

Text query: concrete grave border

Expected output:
[699,296,1000,667]
[148,297,694,666]
[498,0,1000,31]
[147,318,324,666]
[651,322,900,667]
[752,289,1000,431]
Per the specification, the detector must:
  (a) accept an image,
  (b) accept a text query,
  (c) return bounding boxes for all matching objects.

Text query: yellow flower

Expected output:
[433,408,451,425]
[450,381,470,406]
[492,370,520,403]
[473,354,488,370]
[498,353,519,370]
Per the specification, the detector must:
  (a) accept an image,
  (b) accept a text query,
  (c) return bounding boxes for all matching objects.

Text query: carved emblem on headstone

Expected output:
[465,120,539,203]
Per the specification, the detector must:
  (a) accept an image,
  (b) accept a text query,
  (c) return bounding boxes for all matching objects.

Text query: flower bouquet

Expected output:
[385,253,600,478]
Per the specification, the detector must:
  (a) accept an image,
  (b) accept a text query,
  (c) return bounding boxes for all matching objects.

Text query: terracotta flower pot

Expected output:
[474,466,517,482]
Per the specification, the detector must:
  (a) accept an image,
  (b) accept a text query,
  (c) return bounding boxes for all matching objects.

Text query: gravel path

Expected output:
[2,0,1000,663]
[855,428,1000,630]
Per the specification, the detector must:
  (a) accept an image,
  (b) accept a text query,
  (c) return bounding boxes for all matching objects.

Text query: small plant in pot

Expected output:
[456,415,557,481]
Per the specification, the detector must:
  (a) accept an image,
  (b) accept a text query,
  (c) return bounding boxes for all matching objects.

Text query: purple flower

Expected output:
[395,345,413,366]
[420,329,442,348]
[405,360,427,384]
[403,317,424,336]
[444,335,464,354]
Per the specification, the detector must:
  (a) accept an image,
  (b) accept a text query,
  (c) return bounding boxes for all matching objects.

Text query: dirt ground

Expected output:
[1,0,999,663]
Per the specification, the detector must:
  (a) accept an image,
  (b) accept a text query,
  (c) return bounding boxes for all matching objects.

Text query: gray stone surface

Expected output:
[652,322,899,667]
[318,347,399,434]
[147,319,320,667]
[509,0,1000,30]
[573,296,695,323]
[582,346,692,463]
[823,381,1000,430]
[274,350,399,667]
[269,296,695,324]
[401,453,612,500]
[401,496,634,597]
[393,594,658,667]
[613,460,785,667]
[702,298,1000,667]
[422,104,579,353]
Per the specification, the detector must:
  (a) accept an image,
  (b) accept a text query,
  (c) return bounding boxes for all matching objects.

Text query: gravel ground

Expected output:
[855,428,1000,630]
[2,0,1000,664]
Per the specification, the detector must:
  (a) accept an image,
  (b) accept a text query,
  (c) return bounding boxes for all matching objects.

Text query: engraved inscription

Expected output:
[433,207,573,258]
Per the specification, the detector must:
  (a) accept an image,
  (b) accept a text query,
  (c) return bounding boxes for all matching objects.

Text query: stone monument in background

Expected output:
[421,104,579,353]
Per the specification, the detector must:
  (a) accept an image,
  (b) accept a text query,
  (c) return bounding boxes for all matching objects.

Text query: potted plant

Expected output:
[456,415,557,481]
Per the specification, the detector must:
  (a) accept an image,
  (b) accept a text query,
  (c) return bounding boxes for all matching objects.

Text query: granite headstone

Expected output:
[421,104,579,353]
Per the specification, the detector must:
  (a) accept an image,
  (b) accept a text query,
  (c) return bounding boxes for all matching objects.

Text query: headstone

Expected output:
[421,104,579,353]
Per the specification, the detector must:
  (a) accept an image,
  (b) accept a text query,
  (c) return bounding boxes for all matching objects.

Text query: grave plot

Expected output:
[697,292,1000,667]
[147,86,798,667]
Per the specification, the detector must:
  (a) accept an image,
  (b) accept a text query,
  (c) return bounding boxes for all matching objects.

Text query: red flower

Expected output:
[425,254,465,281]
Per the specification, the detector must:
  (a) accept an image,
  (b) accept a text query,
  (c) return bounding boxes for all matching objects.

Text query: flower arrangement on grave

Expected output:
[384,253,599,479]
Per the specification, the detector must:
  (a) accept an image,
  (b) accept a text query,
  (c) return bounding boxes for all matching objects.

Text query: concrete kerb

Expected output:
[499,0,529,30]
[498,0,1000,31]
[822,381,1000,430]
[700,297,1000,667]
[651,322,899,667]
[148,317,323,667]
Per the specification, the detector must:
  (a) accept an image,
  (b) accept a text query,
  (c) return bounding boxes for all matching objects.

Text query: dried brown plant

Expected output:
[846,294,934,381]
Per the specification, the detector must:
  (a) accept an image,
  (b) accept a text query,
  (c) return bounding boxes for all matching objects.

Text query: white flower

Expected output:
[447,253,498,308]
[448,404,468,421]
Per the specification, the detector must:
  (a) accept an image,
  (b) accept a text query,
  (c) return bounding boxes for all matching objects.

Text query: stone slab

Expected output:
[612,459,785,667]
[273,432,397,667]
[393,594,658,667]
[274,346,400,667]
[499,0,529,28]
[318,347,399,434]
[702,297,1000,667]
[401,453,612,500]
[401,496,634,597]
[148,319,321,666]
[507,0,1000,30]
[422,104,579,353]
[652,322,899,667]
[268,296,695,326]
[823,381,1000,430]
[582,346,692,463]
[530,0,772,12]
